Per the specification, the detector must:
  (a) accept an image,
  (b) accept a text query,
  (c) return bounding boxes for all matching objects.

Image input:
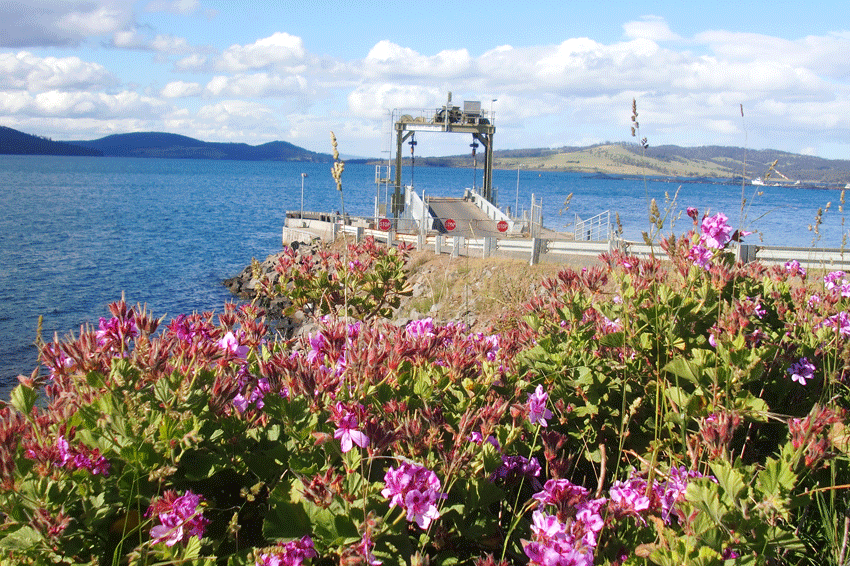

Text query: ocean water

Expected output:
[1,155,847,396]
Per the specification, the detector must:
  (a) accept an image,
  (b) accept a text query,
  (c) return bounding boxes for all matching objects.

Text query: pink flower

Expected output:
[688,244,714,270]
[404,489,441,528]
[147,490,209,547]
[381,462,446,530]
[331,403,369,452]
[256,536,317,566]
[528,385,553,427]
[700,212,731,249]
[218,331,249,358]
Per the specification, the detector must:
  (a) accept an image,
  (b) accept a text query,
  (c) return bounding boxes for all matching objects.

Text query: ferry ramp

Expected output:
[426,196,502,238]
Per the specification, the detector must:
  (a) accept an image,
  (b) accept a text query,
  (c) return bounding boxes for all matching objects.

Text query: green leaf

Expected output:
[9,385,37,416]
[0,525,42,551]
[663,357,704,386]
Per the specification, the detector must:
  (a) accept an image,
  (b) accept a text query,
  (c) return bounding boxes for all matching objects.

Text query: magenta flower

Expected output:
[822,311,850,336]
[527,385,553,427]
[788,357,815,385]
[54,435,110,476]
[306,332,326,363]
[784,260,807,277]
[331,403,369,452]
[700,212,732,249]
[218,331,249,358]
[406,317,435,338]
[147,490,209,547]
[688,244,714,270]
[381,462,446,529]
[256,536,317,566]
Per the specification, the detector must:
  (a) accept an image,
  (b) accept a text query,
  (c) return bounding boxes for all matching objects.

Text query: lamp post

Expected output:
[300,173,307,222]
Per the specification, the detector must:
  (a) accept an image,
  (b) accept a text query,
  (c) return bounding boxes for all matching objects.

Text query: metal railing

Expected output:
[574,210,611,241]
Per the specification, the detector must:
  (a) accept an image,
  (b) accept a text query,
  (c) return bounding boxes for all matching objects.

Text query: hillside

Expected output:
[0,126,102,156]
[70,132,333,162]
[409,143,850,185]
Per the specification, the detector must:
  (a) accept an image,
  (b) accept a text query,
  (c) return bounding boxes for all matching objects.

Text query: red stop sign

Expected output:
[445,218,456,231]
[497,220,509,232]
[378,218,391,230]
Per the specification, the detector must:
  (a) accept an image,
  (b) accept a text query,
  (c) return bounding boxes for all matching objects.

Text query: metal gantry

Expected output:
[389,92,496,218]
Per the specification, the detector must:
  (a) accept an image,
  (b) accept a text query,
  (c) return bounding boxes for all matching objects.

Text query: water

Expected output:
[2,155,847,395]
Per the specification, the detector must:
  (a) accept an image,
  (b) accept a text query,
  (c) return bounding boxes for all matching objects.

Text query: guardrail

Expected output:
[284,217,850,269]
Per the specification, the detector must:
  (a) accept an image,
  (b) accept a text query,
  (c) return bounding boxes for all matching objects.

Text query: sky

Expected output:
[1,0,849,159]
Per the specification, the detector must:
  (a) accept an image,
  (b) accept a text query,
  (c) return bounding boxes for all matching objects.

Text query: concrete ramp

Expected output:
[426,197,502,238]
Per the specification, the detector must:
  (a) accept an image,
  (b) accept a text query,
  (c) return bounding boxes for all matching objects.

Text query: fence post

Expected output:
[355,226,364,243]
[434,234,443,255]
[417,233,425,251]
[530,237,546,265]
[483,236,496,258]
[452,236,462,258]
[387,230,395,248]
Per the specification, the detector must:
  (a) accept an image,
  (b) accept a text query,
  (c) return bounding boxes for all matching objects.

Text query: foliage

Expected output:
[1,208,848,565]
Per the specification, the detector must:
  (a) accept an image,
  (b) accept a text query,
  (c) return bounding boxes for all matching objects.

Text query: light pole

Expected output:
[300,173,307,222]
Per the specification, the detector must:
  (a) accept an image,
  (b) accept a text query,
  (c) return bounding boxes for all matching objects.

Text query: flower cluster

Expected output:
[381,462,446,529]
[608,467,711,524]
[686,212,740,270]
[147,490,210,547]
[523,479,605,566]
[256,536,317,566]
[824,271,850,296]
[55,436,110,476]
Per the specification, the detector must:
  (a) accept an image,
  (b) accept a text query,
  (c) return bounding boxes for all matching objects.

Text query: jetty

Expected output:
[284,92,850,271]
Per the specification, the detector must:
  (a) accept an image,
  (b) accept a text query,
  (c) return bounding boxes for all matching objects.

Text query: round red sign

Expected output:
[445,218,456,231]
[378,218,391,230]
[497,220,509,233]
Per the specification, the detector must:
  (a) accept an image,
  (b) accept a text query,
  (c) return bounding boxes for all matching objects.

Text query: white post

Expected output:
[300,173,307,224]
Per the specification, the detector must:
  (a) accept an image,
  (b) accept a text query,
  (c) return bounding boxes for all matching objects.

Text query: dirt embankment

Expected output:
[225,243,604,336]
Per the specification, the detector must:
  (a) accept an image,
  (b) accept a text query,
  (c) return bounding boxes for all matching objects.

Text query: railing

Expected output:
[283,216,850,270]
[574,210,611,241]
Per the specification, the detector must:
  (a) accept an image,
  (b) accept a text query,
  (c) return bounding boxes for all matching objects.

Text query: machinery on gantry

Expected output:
[388,92,496,218]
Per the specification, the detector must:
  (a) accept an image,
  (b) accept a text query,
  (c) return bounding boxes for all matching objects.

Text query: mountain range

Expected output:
[2,125,849,184]
[0,127,332,162]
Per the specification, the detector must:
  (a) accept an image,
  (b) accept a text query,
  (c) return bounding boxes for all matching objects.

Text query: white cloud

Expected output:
[0,0,135,47]
[695,30,850,79]
[203,73,307,97]
[161,81,203,98]
[110,27,192,54]
[623,16,682,42]
[0,51,114,91]
[347,84,446,119]
[216,32,307,72]
[174,53,210,72]
[363,40,473,79]
[144,0,199,14]
[5,89,168,119]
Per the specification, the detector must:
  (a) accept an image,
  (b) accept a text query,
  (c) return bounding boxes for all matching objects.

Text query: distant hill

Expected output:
[0,126,102,156]
[400,143,850,185]
[69,132,333,162]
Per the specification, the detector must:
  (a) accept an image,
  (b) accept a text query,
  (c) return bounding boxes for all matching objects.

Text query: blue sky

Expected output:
[2,0,849,159]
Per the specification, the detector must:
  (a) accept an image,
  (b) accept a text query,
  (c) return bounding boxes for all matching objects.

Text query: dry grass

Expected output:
[398,250,602,330]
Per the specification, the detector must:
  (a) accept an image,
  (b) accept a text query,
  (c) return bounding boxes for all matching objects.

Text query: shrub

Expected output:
[0,209,847,565]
